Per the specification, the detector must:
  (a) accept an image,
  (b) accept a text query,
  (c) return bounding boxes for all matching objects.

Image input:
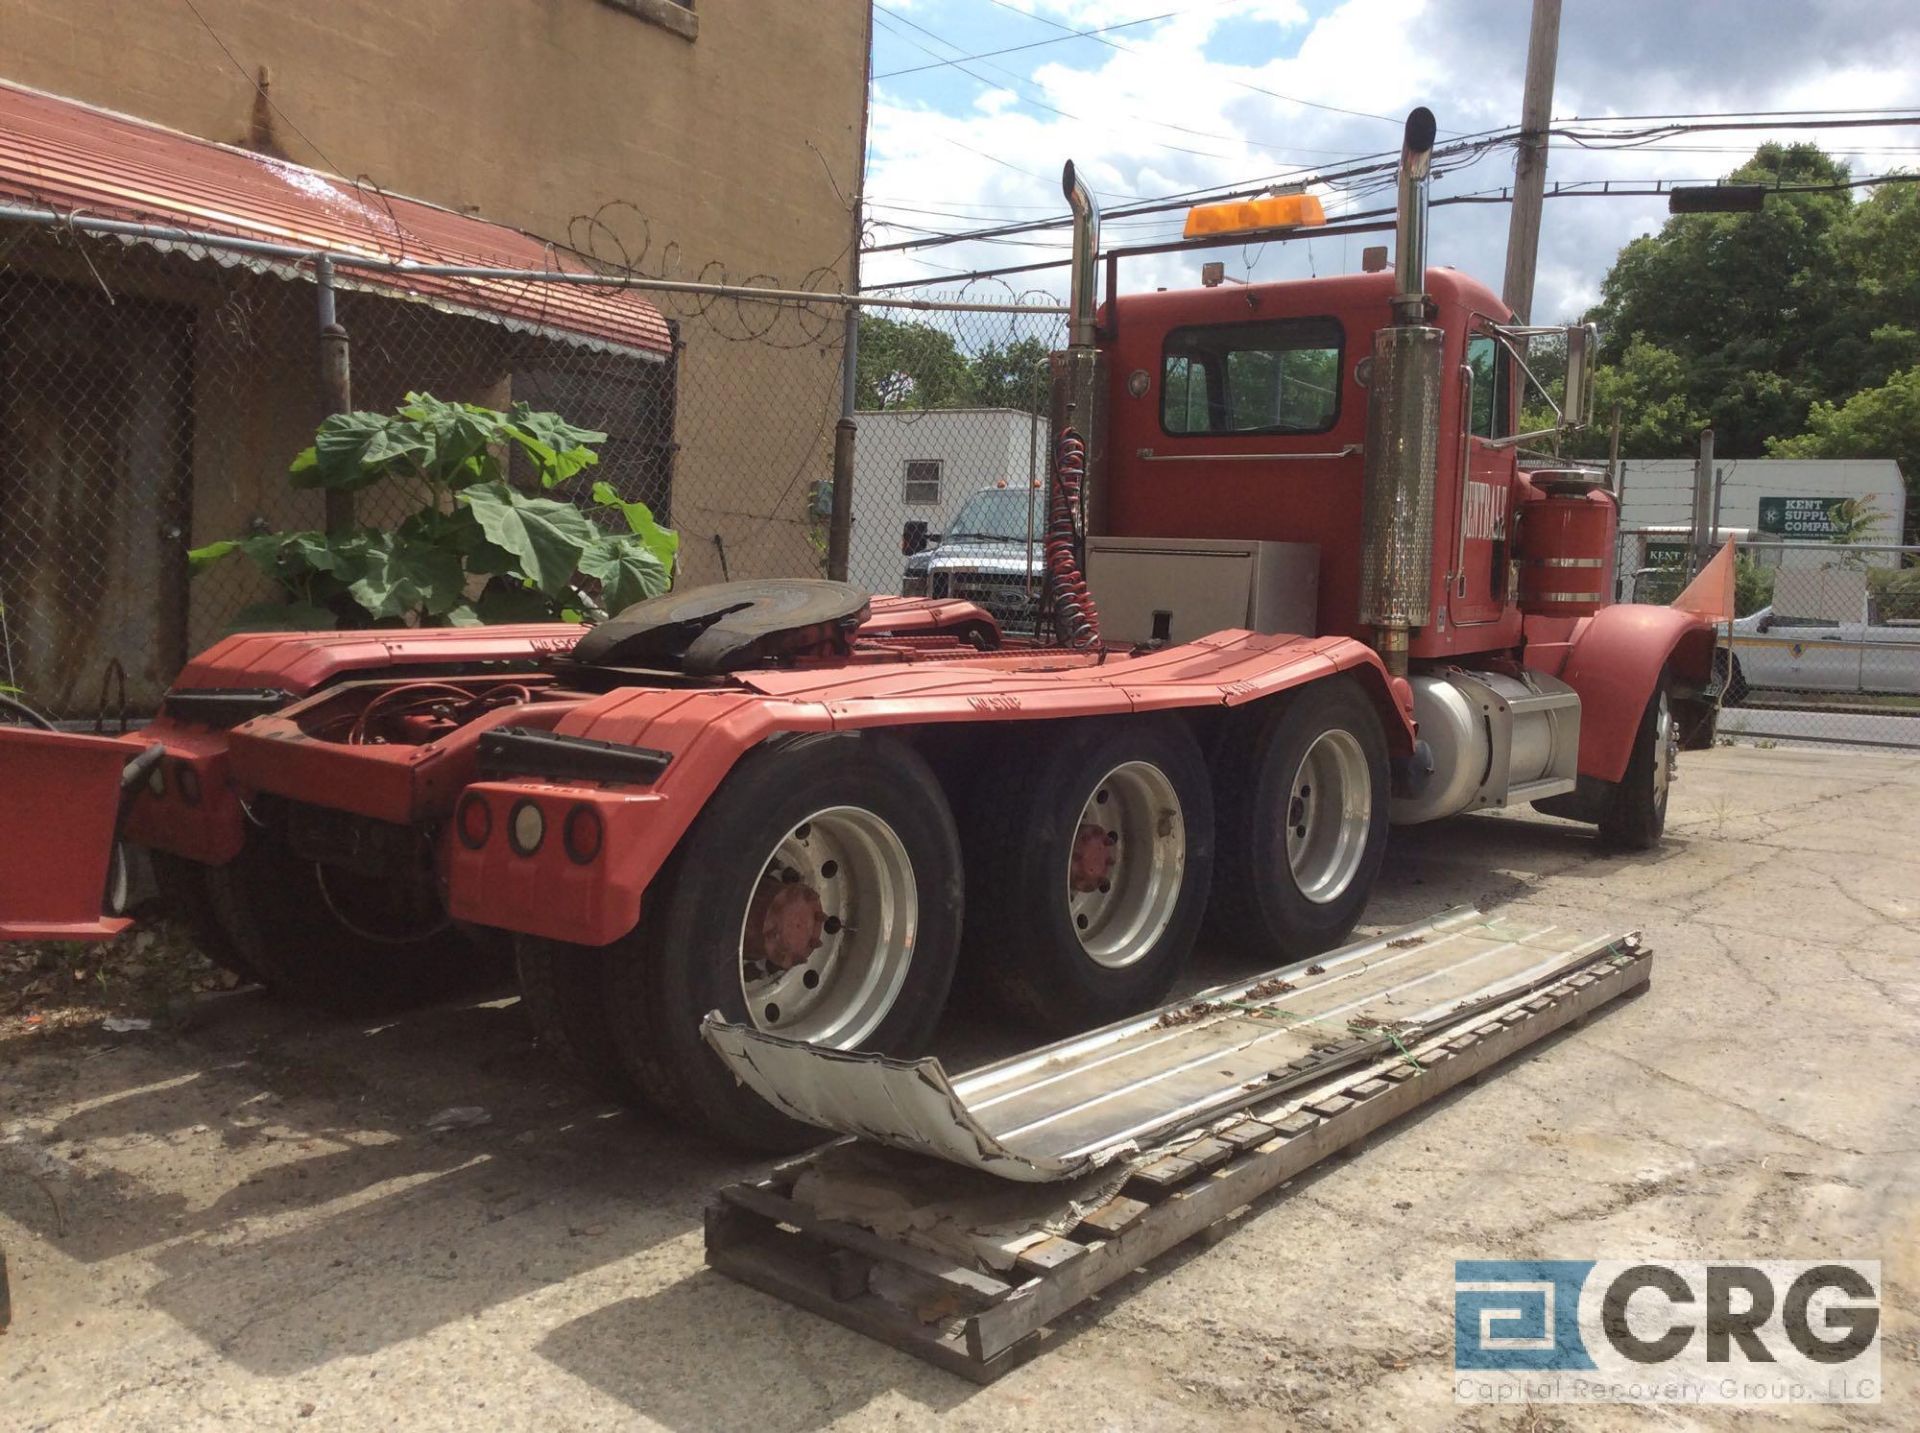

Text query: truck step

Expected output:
[702,910,1651,1381]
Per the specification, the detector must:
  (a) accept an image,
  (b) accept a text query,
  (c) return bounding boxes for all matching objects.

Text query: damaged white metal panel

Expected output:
[699,1028,1097,1181]
[703,908,1639,1183]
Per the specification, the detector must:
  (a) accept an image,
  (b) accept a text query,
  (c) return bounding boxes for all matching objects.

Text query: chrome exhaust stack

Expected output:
[1053,160,1109,538]
[1360,108,1446,676]
[1390,107,1437,326]
[1062,159,1102,350]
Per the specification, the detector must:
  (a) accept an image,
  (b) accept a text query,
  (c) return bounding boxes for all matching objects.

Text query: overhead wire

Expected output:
[865,168,1920,291]
[974,0,1410,127]
[872,2,1386,165]
[875,9,1180,78]
[864,127,1525,255]
[177,0,342,173]
[863,109,1920,257]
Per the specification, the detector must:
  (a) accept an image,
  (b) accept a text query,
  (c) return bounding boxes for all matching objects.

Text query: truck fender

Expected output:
[1557,605,1718,784]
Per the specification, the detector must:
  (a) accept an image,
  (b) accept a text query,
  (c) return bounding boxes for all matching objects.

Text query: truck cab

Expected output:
[1057,111,1722,836]
[1102,267,1535,656]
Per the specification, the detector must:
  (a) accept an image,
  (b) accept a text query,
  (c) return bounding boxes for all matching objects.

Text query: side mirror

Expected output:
[901,520,929,557]
[1560,323,1596,429]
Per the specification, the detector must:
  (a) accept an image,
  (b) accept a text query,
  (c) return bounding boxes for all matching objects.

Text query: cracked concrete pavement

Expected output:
[2,744,1916,1430]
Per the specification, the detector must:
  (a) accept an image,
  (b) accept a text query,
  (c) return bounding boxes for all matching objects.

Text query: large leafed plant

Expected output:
[190,392,676,630]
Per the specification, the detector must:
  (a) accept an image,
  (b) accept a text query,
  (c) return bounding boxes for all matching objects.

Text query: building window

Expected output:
[1161,317,1344,436]
[903,459,942,506]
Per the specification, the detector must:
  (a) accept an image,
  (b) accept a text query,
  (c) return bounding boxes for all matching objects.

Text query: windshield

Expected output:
[945,488,1042,541]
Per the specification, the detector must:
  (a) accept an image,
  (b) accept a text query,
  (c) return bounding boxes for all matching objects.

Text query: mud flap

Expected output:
[0,727,154,940]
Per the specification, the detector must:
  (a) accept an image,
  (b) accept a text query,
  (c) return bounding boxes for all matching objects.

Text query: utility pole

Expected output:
[1691,427,1716,577]
[827,2,874,583]
[1501,0,1562,323]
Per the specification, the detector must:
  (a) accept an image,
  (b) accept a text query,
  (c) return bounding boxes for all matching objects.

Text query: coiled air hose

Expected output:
[1046,426,1102,649]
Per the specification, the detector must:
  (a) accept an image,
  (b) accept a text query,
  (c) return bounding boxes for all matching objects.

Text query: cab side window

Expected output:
[1161,317,1344,436]
[1467,335,1514,440]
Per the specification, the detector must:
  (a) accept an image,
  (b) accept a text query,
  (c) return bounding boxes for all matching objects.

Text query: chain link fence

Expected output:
[1622,538,1920,750]
[29,212,1908,750]
[0,216,1065,718]
[846,297,1065,632]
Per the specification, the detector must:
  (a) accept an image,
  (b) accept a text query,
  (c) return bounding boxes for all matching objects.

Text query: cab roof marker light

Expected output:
[1182,192,1327,240]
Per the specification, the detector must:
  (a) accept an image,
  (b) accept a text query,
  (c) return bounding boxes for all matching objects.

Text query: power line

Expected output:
[976,0,1408,127]
[862,109,1920,258]
[178,0,340,174]
[864,169,1920,291]
[863,128,1524,255]
[872,3,1382,165]
[875,10,1178,79]
[1553,114,1920,147]
[1558,106,1920,123]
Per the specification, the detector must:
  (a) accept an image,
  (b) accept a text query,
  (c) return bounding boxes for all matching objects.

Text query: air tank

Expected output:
[1516,481,1617,618]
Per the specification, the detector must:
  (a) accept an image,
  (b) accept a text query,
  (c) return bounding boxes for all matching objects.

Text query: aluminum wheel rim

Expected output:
[1653,689,1675,805]
[1284,729,1372,905]
[737,805,917,1046]
[1066,761,1186,970]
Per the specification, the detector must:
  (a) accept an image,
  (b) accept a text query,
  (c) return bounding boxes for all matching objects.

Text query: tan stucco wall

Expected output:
[0,0,865,284]
[1,0,866,593]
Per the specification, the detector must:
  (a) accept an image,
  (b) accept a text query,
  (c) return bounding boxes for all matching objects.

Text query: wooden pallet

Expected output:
[705,943,1651,1382]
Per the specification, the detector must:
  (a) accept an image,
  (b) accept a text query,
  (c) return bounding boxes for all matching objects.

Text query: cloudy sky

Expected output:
[862,0,1920,321]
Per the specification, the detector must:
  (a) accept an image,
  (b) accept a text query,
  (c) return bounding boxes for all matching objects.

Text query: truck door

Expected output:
[1448,335,1516,626]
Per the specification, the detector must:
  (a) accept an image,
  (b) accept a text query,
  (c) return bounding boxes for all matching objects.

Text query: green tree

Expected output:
[855,314,971,410]
[1588,143,1856,458]
[968,335,1053,413]
[1577,141,1920,530]
[1588,339,1709,456]
[1768,365,1920,539]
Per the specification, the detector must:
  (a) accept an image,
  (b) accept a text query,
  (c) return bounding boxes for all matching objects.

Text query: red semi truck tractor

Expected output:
[0,111,1726,1149]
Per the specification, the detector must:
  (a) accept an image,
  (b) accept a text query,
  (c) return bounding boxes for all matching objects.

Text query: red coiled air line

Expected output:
[1047,427,1102,649]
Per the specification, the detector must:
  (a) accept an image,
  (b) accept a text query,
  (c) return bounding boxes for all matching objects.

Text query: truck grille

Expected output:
[949,576,1040,631]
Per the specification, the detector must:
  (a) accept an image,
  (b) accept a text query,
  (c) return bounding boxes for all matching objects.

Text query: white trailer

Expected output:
[847,407,1047,595]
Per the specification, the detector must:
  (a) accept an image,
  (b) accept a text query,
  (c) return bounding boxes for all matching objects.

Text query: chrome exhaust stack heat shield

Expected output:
[1362,108,1444,674]
[1359,324,1444,664]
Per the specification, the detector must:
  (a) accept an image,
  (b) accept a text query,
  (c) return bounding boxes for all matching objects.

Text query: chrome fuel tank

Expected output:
[1391,669,1580,825]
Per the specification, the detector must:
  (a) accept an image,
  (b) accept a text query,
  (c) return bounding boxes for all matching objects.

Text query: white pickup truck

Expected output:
[1726,594,1920,701]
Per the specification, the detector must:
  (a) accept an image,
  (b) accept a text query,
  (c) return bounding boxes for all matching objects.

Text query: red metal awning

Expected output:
[0,79,672,360]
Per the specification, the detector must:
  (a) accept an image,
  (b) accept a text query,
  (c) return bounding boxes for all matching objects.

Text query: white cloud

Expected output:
[863,0,1920,322]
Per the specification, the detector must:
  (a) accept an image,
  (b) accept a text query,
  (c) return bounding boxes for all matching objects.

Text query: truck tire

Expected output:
[148,850,262,985]
[1598,677,1675,851]
[962,716,1215,1033]
[514,937,642,1104]
[202,821,476,1011]
[1207,677,1389,959]
[601,731,964,1152]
